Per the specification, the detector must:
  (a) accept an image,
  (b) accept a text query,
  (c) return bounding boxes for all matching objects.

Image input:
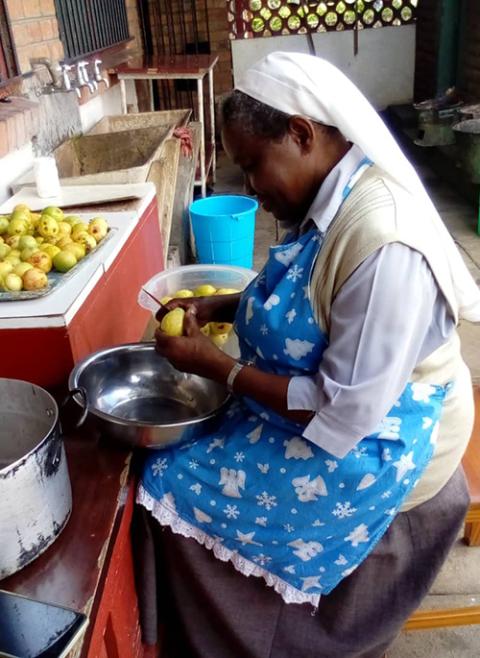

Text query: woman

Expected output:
[138,53,480,657]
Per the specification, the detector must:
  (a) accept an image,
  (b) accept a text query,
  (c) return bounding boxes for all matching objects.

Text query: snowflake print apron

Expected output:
[139,181,449,608]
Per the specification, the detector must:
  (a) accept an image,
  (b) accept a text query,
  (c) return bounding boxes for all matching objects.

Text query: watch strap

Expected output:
[226,359,253,393]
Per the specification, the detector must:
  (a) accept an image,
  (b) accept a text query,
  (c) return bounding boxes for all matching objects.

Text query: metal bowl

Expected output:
[68,343,230,449]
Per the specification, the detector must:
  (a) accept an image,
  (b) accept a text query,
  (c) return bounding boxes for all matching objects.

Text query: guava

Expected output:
[215,288,241,295]
[53,250,77,273]
[160,308,185,336]
[3,273,22,292]
[194,284,217,297]
[88,217,108,242]
[28,250,52,273]
[14,262,33,277]
[42,206,64,222]
[209,322,233,336]
[18,235,38,251]
[23,267,48,290]
[7,218,28,236]
[172,289,194,298]
[37,216,60,239]
[210,333,229,347]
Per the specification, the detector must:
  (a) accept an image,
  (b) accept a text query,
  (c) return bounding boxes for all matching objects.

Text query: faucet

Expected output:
[61,64,81,98]
[94,59,110,89]
[76,61,96,94]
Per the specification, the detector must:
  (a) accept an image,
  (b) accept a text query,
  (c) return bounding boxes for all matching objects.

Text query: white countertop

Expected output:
[0,185,156,329]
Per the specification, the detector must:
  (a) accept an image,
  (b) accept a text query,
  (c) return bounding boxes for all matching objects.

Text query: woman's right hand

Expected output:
[155,292,241,325]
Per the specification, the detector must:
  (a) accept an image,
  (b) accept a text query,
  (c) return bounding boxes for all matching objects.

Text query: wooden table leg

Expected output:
[197,77,206,198]
[120,79,128,114]
[208,67,216,184]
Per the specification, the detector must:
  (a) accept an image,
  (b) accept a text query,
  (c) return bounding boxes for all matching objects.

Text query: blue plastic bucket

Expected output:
[189,195,258,268]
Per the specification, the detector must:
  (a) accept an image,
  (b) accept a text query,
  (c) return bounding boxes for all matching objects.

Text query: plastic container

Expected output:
[138,264,257,314]
[34,156,60,198]
[189,195,258,268]
[138,264,257,359]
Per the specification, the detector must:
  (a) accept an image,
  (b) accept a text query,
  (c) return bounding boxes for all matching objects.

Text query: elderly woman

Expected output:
[138,53,480,658]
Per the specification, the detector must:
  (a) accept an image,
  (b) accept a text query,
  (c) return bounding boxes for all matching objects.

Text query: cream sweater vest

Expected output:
[310,166,474,510]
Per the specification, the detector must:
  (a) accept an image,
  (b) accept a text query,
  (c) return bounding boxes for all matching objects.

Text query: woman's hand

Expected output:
[155,306,235,381]
[156,292,241,326]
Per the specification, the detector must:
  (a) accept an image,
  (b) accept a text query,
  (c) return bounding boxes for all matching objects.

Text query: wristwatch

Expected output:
[226,359,254,393]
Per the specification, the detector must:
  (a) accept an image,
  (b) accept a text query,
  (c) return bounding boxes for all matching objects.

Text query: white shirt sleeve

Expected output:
[287,242,455,458]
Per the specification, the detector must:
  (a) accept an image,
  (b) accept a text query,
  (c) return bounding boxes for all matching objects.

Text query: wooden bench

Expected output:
[405,386,480,630]
[463,386,480,546]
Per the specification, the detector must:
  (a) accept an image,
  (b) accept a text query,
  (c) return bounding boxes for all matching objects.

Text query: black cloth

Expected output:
[134,466,469,658]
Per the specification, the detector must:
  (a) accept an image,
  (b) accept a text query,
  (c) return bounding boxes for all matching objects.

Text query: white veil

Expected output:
[236,51,480,323]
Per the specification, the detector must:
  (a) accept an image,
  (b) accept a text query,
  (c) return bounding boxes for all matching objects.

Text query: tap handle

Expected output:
[61,64,73,91]
[77,62,88,84]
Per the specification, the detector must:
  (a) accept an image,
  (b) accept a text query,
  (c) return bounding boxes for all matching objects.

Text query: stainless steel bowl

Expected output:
[68,343,230,449]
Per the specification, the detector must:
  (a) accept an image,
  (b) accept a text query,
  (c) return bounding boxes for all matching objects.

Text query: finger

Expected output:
[155,298,187,321]
[183,306,200,337]
[154,328,177,354]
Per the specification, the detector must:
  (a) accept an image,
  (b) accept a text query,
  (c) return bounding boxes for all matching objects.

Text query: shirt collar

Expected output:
[304,143,367,234]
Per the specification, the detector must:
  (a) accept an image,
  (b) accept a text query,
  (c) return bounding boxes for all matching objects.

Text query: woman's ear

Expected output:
[287,116,316,153]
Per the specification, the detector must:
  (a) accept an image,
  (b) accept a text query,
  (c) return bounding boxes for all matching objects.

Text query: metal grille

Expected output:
[228,0,418,40]
[144,0,211,111]
[0,0,18,82]
[54,0,130,60]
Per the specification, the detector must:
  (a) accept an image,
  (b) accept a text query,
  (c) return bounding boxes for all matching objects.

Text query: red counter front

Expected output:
[0,196,163,388]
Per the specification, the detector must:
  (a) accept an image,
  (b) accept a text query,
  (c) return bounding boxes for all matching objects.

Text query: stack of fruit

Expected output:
[159,284,240,346]
[0,204,109,293]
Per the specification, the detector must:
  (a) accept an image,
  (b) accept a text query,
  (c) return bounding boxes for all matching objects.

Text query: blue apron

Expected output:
[140,165,448,606]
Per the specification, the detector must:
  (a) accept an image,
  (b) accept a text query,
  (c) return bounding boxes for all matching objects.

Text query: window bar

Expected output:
[54,1,71,58]
[204,0,211,48]
[119,0,130,40]
[109,0,122,45]
[71,0,89,57]
[86,0,101,52]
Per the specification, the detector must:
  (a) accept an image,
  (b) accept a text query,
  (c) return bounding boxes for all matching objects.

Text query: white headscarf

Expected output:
[236,52,480,323]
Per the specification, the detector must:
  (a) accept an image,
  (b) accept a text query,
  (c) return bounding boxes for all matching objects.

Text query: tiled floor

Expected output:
[213,151,480,658]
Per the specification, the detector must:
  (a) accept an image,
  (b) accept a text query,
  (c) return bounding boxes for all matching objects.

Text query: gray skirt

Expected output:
[133,465,469,658]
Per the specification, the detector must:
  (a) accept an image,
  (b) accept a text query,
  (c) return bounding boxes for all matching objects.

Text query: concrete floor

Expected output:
[213,152,480,658]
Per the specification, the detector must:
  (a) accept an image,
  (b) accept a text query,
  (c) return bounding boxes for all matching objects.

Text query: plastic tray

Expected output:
[0,228,116,302]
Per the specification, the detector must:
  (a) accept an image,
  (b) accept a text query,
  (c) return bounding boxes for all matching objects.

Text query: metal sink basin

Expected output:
[0,589,87,658]
[52,125,171,185]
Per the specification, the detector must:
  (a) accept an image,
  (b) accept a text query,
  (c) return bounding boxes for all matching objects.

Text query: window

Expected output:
[0,0,18,83]
[54,0,130,60]
[228,0,418,40]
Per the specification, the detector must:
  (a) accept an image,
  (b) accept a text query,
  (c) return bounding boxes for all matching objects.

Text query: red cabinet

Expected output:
[0,197,163,388]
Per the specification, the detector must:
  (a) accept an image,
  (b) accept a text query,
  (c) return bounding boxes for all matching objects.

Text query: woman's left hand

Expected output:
[154,307,235,381]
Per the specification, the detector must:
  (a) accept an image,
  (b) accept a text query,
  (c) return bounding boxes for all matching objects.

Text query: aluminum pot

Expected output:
[0,379,77,579]
[68,342,230,449]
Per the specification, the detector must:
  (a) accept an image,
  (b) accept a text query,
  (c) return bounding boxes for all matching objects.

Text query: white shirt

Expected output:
[287,146,455,458]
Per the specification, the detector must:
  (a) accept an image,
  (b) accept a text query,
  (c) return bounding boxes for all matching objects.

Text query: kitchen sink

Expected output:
[52,125,172,186]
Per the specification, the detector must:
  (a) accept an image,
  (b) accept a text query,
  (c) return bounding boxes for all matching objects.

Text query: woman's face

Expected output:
[222,119,323,227]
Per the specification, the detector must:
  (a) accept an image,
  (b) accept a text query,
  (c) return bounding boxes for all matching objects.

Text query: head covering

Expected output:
[236,51,480,323]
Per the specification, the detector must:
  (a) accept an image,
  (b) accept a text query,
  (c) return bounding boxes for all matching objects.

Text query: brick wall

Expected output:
[0,0,142,158]
[125,0,143,54]
[146,0,233,97]
[6,0,64,74]
[207,0,233,96]
[457,0,480,100]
